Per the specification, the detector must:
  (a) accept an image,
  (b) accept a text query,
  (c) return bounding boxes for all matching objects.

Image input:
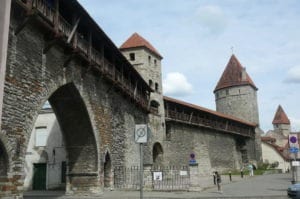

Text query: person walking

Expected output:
[213,171,216,185]
[248,163,254,176]
[215,171,222,193]
[240,166,244,178]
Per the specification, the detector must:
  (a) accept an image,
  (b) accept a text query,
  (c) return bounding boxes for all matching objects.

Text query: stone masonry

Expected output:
[0,2,150,198]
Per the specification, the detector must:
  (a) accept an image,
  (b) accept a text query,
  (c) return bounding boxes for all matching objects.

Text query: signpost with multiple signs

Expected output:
[289,134,299,183]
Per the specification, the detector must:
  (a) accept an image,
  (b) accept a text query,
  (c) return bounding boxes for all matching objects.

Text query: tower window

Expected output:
[149,80,153,88]
[148,56,151,64]
[154,59,157,66]
[150,100,160,114]
[129,53,135,61]
[155,83,159,91]
[35,127,47,147]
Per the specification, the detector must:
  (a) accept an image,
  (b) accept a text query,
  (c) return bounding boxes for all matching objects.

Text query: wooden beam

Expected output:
[67,18,80,44]
[189,112,194,123]
[53,0,59,33]
[88,31,92,62]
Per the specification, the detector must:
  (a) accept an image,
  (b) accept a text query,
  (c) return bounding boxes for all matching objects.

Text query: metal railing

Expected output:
[113,165,190,191]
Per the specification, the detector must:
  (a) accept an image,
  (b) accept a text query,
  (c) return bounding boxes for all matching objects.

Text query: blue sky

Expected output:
[78,0,300,132]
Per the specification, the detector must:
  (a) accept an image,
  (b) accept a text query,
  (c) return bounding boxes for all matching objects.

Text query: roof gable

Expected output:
[120,33,162,58]
[214,54,257,92]
[272,105,290,124]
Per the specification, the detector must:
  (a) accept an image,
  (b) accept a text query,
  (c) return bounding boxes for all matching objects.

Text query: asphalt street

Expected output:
[24,173,293,199]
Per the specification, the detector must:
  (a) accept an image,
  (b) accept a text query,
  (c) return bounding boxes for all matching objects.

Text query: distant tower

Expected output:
[214,54,262,163]
[214,54,259,125]
[119,32,164,115]
[120,33,165,166]
[272,105,290,137]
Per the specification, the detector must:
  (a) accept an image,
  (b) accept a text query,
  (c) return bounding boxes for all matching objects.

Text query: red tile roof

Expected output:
[120,33,162,58]
[261,136,276,143]
[214,54,257,92]
[272,105,290,124]
[163,96,257,127]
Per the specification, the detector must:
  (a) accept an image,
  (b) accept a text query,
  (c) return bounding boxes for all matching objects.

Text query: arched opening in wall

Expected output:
[104,152,112,188]
[153,142,163,166]
[149,80,153,88]
[235,137,248,164]
[155,83,159,92]
[150,100,160,114]
[24,83,99,193]
[0,140,8,176]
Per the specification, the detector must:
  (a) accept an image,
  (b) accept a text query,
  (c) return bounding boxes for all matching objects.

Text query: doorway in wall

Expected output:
[33,163,47,190]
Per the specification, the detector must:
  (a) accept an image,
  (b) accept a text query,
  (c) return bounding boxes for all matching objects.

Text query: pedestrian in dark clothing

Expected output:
[213,171,216,185]
[215,171,222,192]
[240,167,244,178]
[229,171,232,181]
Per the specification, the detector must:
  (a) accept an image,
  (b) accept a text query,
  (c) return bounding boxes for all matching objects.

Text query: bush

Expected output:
[270,161,279,169]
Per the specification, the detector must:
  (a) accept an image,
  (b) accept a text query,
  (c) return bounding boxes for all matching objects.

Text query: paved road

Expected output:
[24,173,293,199]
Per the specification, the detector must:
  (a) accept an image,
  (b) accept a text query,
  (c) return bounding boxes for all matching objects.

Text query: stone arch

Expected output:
[153,142,163,165]
[0,134,12,176]
[47,83,100,194]
[150,100,160,114]
[103,151,112,188]
[38,150,49,163]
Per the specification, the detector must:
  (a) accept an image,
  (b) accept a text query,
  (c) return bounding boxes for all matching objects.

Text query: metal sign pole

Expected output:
[140,143,143,199]
[135,124,147,199]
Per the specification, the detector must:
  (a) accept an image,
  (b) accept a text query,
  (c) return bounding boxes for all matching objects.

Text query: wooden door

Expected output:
[33,163,46,190]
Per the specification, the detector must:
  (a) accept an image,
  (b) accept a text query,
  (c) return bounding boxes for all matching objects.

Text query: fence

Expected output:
[113,165,190,191]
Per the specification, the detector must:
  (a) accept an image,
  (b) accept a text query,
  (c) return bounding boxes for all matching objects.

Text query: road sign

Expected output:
[289,147,299,153]
[289,134,299,148]
[290,135,298,143]
[135,124,148,143]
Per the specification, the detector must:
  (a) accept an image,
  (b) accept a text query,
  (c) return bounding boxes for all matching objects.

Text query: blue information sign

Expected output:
[290,147,299,153]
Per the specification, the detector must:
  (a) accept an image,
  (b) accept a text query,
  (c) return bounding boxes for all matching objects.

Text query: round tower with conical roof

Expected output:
[214,54,259,125]
[214,54,262,163]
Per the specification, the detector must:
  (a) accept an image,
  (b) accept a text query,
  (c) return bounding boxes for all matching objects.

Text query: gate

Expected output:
[113,165,190,191]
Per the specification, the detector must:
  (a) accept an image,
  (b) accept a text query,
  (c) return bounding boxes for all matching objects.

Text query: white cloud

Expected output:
[195,5,227,35]
[163,72,193,97]
[284,66,300,83]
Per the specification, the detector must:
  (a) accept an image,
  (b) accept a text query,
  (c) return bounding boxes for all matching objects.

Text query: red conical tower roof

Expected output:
[214,54,257,92]
[120,33,162,58]
[272,105,290,124]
